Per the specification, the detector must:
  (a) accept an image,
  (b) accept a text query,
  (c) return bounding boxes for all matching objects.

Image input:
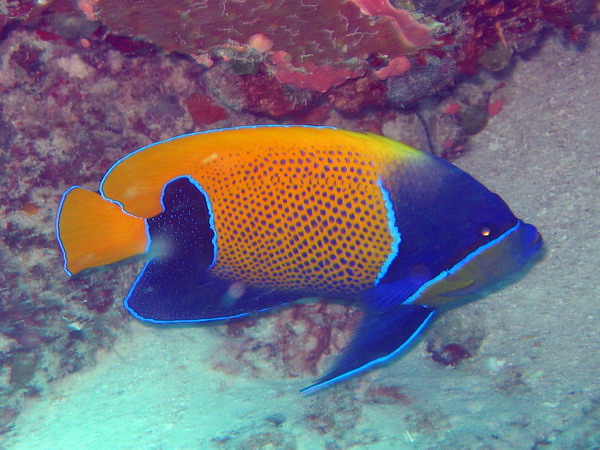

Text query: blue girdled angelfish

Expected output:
[56,125,542,394]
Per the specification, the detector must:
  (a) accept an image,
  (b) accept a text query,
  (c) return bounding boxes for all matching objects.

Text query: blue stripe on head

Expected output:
[374,179,401,286]
[403,220,522,304]
[448,220,521,274]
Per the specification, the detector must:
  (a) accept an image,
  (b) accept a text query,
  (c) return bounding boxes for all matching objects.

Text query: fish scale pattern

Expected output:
[201,146,395,296]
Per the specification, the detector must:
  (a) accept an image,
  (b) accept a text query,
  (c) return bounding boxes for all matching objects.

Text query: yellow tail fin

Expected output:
[57,187,148,275]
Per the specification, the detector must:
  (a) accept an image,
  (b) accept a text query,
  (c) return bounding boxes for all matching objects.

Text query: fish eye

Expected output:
[480,226,492,238]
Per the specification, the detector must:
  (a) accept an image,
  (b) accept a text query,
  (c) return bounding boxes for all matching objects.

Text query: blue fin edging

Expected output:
[301,305,435,395]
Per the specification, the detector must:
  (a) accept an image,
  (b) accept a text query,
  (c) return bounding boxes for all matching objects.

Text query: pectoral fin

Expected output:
[301,304,435,395]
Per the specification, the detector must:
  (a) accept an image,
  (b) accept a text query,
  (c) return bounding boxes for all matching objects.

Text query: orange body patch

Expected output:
[203,146,392,295]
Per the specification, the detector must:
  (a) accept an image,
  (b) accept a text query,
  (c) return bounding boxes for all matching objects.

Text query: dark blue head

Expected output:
[380,153,543,305]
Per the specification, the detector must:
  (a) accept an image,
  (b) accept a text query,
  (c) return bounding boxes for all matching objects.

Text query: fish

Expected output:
[56,125,543,394]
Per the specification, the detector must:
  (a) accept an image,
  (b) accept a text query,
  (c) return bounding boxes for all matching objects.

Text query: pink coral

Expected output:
[0,0,55,33]
[92,0,435,91]
[274,62,365,93]
[185,91,228,125]
[372,56,411,80]
[350,0,434,47]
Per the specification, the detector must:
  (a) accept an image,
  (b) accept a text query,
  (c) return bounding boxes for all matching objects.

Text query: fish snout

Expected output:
[521,222,543,257]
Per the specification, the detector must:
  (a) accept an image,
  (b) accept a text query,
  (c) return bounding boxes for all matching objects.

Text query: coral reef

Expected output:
[81,0,598,98]
[203,63,319,118]
[0,22,205,434]
[454,0,597,74]
[3,0,598,101]
[0,0,598,438]
[0,0,55,34]
[92,0,435,92]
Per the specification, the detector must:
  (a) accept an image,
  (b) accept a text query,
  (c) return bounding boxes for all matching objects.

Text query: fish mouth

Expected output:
[529,231,542,247]
[521,222,543,254]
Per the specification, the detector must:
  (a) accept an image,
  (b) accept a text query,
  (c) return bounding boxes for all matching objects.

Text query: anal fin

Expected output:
[301,304,435,395]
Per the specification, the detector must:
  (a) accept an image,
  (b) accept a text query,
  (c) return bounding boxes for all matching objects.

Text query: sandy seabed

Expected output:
[3,33,600,449]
